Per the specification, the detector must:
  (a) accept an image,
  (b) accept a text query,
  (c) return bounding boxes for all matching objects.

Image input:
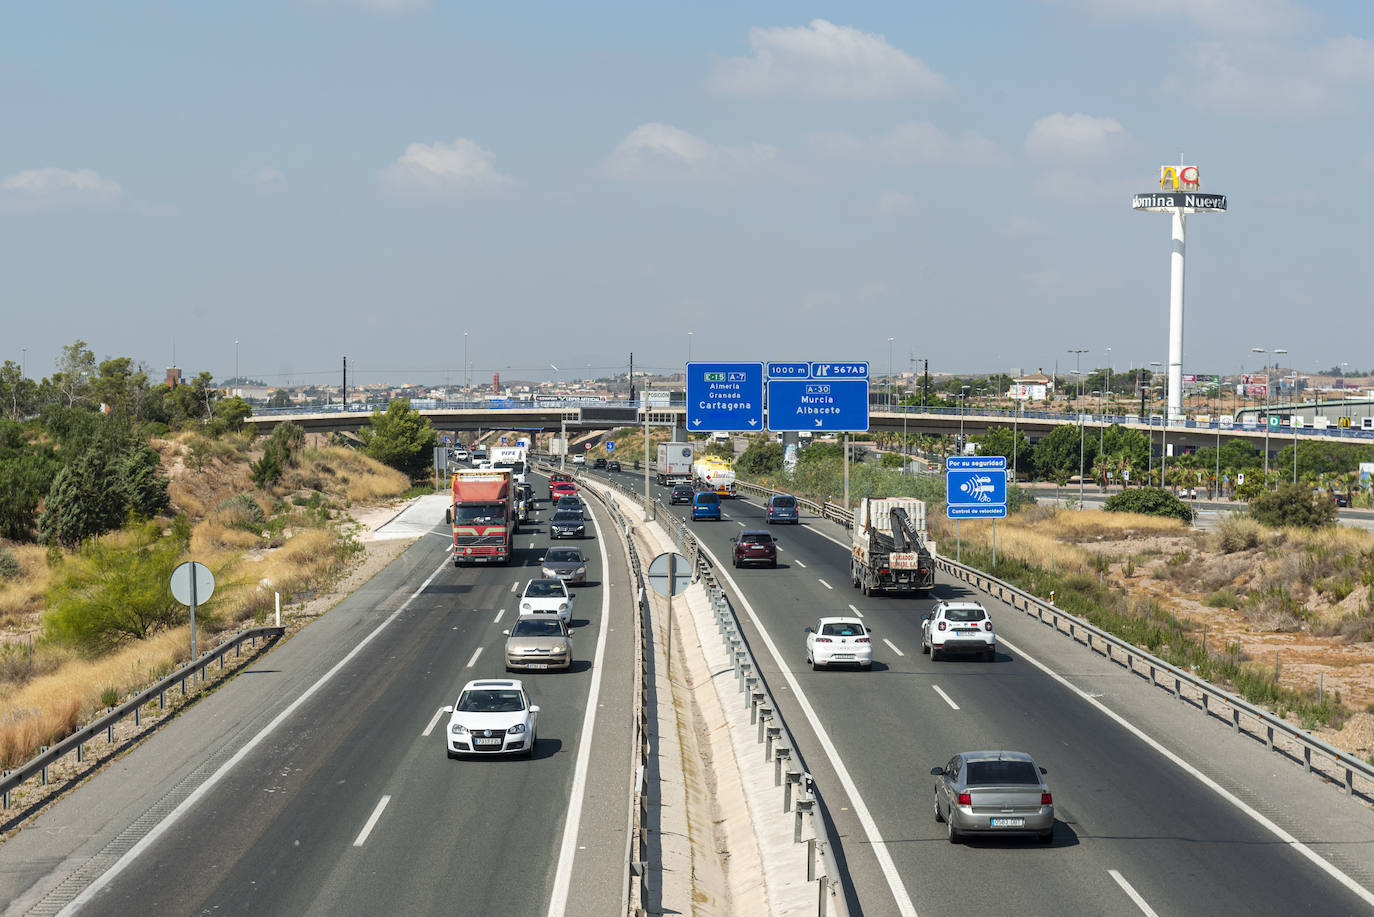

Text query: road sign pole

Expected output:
[992,520,997,569]
[666,552,675,679]
[643,392,650,509]
[843,435,850,512]
[189,571,197,662]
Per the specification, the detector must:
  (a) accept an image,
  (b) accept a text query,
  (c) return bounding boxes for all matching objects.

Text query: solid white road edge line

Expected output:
[882,638,905,657]
[465,647,483,668]
[1108,869,1160,917]
[696,539,919,917]
[545,492,614,917]
[352,795,392,847]
[931,685,958,710]
[997,634,1374,908]
[57,554,453,916]
[818,578,833,590]
[422,706,450,737]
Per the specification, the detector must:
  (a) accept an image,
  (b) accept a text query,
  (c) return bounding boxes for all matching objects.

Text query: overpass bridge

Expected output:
[244,399,1374,454]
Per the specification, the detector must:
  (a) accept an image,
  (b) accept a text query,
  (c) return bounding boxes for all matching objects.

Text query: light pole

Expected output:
[1094,390,1104,486]
[1149,361,1162,484]
[1251,347,1286,484]
[464,332,469,390]
[1012,399,1022,486]
[887,337,894,410]
[234,340,239,386]
[958,386,969,455]
[687,331,693,363]
[1291,371,1301,484]
[551,363,563,469]
[1105,347,1112,418]
[1069,349,1087,505]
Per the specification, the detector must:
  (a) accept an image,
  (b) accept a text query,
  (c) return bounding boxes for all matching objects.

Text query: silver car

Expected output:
[541,547,588,585]
[503,618,573,671]
[931,750,1054,844]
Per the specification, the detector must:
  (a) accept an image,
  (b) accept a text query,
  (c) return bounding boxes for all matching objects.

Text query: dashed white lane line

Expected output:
[931,685,959,710]
[848,604,864,618]
[510,582,519,593]
[465,647,483,668]
[794,559,807,568]
[422,706,451,737]
[735,520,746,527]
[353,795,392,847]
[817,579,833,590]
[493,607,505,624]
[882,638,904,657]
[1109,869,1160,917]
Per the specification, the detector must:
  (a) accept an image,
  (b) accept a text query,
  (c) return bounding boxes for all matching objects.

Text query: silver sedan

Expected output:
[504,618,573,671]
[932,750,1054,844]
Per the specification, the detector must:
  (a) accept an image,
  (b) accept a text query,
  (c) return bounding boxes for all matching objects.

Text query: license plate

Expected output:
[474,737,502,746]
[525,663,548,669]
[833,654,854,660]
[990,817,1025,827]
[956,629,978,635]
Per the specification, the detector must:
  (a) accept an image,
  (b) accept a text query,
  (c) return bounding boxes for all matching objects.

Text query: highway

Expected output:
[581,464,1374,917]
[1,470,634,917]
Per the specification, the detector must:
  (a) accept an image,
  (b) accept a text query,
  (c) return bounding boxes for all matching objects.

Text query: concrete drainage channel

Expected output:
[560,464,848,916]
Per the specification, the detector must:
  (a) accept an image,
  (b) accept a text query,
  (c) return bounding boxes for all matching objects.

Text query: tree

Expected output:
[53,339,97,408]
[0,361,39,420]
[208,396,253,435]
[92,357,149,417]
[267,390,293,409]
[975,426,1030,474]
[116,443,171,518]
[39,449,128,546]
[0,420,60,541]
[359,399,436,478]
[1031,424,1096,481]
[736,440,783,475]
[1249,482,1337,529]
[1103,486,1194,523]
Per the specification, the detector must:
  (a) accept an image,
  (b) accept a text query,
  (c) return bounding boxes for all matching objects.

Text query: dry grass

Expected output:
[0,544,55,630]
[932,513,1095,573]
[280,447,409,504]
[0,629,187,768]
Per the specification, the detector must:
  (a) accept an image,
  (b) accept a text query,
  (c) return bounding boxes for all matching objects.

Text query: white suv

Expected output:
[922,602,995,662]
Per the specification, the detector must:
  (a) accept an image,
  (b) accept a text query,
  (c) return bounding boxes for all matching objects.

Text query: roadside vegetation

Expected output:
[0,347,416,769]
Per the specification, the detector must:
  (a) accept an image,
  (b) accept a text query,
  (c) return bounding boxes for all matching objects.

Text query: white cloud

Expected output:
[1033,170,1132,206]
[604,123,775,181]
[318,0,431,14]
[1182,35,1374,114]
[876,190,915,214]
[710,19,945,100]
[253,166,287,191]
[810,122,1002,167]
[1025,113,1127,162]
[0,167,122,212]
[1049,0,1302,35]
[380,139,515,198]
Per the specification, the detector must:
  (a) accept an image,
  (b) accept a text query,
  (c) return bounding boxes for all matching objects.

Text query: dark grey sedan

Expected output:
[932,751,1054,844]
[549,510,586,539]
[541,547,588,585]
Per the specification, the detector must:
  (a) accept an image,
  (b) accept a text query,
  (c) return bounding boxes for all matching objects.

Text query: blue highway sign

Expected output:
[605,440,615,452]
[946,455,1007,519]
[686,362,764,432]
[767,379,870,432]
[767,361,811,379]
[809,361,869,379]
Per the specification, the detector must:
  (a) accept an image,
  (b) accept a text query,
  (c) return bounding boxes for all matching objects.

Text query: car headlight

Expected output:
[507,723,526,734]
[450,723,467,735]
[558,602,568,611]
[522,602,532,611]
[575,566,585,574]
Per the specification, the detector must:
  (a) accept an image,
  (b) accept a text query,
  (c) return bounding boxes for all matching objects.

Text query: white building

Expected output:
[1008,373,1054,401]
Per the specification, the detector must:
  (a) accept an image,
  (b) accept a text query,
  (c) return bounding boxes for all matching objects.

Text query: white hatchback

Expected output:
[805,617,873,670]
[446,679,539,758]
[520,577,574,625]
[922,602,995,661]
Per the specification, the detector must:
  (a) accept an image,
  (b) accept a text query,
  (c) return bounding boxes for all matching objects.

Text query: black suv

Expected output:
[607,459,621,472]
[670,484,694,504]
[593,458,607,469]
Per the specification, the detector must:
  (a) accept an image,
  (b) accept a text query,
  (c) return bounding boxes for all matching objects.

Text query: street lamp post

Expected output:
[1291,372,1301,484]
[888,337,894,410]
[688,331,693,363]
[1012,399,1022,486]
[464,332,469,390]
[1069,349,1087,505]
[1094,390,1104,487]
[1105,347,1112,418]
[958,386,969,456]
[234,340,239,386]
[1149,361,1162,484]
[1252,347,1287,485]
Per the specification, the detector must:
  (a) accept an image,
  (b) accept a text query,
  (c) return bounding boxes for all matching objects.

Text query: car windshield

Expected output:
[511,620,564,637]
[453,504,504,523]
[552,511,583,523]
[772,496,796,508]
[456,689,526,713]
[966,760,1040,785]
[739,533,772,545]
[545,549,581,563]
[525,580,566,598]
[945,606,987,623]
[696,493,719,504]
[821,622,863,637]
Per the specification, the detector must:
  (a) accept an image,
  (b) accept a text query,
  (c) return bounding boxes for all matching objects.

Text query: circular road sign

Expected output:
[170,561,216,607]
[646,552,691,597]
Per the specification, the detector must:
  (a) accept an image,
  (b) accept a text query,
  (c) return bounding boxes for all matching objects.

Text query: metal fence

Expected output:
[581,469,849,916]
[1,626,285,809]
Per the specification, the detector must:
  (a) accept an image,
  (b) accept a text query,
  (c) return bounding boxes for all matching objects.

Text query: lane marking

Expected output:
[817,578,833,590]
[465,647,483,668]
[997,635,1374,909]
[931,685,958,710]
[1109,869,1160,917]
[546,487,615,917]
[353,795,391,847]
[422,706,451,737]
[692,540,919,917]
[493,607,506,623]
[794,559,808,568]
[57,553,453,914]
[883,638,905,657]
[510,581,519,593]
[848,604,864,618]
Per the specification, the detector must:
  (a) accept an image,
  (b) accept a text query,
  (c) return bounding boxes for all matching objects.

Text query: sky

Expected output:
[4,0,1374,389]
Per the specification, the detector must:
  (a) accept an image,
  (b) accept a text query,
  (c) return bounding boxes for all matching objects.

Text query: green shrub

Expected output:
[1212,515,1263,553]
[1102,486,1194,523]
[0,546,19,580]
[1249,483,1337,529]
[1203,588,1241,608]
[100,687,120,707]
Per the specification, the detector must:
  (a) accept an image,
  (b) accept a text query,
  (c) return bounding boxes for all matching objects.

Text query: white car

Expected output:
[571,453,586,465]
[922,602,995,662]
[805,617,873,670]
[453,448,470,461]
[520,578,574,625]
[446,679,539,758]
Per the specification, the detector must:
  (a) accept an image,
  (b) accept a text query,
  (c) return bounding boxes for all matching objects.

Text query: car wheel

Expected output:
[446,749,459,760]
[985,647,995,662]
[933,791,944,823]
[946,807,961,844]
[812,658,822,671]
[931,646,941,661]
[861,661,872,670]
[769,560,777,569]
[921,638,930,655]
[1038,827,1053,845]
[733,556,739,568]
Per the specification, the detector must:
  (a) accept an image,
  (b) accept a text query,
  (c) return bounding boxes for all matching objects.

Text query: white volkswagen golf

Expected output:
[446,679,539,758]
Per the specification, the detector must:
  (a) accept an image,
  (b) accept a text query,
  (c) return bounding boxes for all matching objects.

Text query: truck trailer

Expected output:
[850,497,935,596]
[448,469,516,566]
[656,442,694,486]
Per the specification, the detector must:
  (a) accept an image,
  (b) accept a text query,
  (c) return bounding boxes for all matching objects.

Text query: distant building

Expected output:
[164,367,182,388]
[1008,372,1053,401]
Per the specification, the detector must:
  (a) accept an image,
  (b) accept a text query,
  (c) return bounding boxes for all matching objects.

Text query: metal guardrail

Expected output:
[584,469,848,916]
[1,626,285,809]
[735,475,1374,798]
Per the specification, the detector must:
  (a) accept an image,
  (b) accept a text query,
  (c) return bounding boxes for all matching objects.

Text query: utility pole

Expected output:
[342,356,347,409]
[628,352,635,401]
